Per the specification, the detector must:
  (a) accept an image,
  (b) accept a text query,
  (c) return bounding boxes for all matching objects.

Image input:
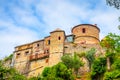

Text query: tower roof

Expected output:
[50,28,64,33]
[72,24,100,33]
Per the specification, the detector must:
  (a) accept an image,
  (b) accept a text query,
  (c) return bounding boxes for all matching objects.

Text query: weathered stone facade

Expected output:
[12,24,102,77]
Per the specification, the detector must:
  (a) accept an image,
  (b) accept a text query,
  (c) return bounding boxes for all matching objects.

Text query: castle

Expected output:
[12,24,102,77]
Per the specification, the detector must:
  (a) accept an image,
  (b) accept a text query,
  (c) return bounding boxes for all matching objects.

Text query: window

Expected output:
[37,44,39,47]
[25,51,29,55]
[16,53,20,59]
[82,28,86,33]
[48,40,50,45]
[66,35,74,42]
[58,36,61,40]
[47,50,49,53]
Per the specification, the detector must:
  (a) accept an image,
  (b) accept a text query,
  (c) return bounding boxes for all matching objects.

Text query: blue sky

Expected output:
[0,0,120,59]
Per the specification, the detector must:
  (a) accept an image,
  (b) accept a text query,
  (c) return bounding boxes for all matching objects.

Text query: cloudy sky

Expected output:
[0,0,120,59]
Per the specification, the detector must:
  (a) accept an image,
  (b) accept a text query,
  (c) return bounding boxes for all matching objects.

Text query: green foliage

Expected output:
[102,33,120,53]
[86,48,96,63]
[61,54,74,69]
[77,52,85,57]
[73,53,83,71]
[42,62,74,80]
[12,73,27,80]
[91,57,106,79]
[4,54,13,61]
[42,67,51,77]
[101,33,115,50]
[85,48,96,69]
[29,76,41,80]
[104,58,120,79]
[106,0,120,9]
[112,58,120,70]
[100,33,120,80]
[105,50,115,57]
[104,70,120,80]
[0,60,27,80]
[61,53,83,76]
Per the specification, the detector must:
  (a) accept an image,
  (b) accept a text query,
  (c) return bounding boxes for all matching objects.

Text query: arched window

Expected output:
[82,28,86,33]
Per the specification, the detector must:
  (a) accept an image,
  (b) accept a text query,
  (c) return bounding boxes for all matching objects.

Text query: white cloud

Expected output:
[35,0,92,34]
[36,0,120,38]
[0,20,39,59]
[89,8,120,39]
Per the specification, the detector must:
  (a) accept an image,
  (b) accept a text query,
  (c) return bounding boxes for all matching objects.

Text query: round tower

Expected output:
[72,24,100,44]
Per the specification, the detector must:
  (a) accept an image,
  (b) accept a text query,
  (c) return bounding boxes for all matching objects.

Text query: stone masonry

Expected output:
[12,24,102,77]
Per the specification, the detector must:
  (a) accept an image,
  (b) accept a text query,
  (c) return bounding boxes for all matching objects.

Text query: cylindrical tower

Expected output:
[72,24,100,44]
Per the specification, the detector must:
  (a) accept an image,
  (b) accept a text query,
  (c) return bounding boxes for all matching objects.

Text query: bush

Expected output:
[42,62,74,80]
[91,57,106,79]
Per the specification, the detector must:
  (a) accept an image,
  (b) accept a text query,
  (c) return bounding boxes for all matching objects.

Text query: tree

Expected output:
[29,77,41,80]
[85,48,96,71]
[101,33,120,70]
[106,0,120,30]
[42,67,51,77]
[0,60,27,80]
[91,57,106,80]
[4,54,13,62]
[61,54,74,69]
[73,53,83,76]
[106,0,120,9]
[42,62,74,80]
[61,53,83,76]
[100,33,120,79]
[104,70,120,80]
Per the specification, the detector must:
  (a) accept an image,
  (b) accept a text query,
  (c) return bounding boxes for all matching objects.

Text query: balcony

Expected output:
[30,53,49,61]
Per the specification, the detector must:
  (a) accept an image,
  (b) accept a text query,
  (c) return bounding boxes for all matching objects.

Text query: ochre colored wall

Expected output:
[32,40,44,54]
[12,24,101,78]
[75,36,99,44]
[44,36,50,53]
[14,47,32,74]
[50,31,65,53]
[28,58,49,77]
[49,30,65,66]
[72,24,100,44]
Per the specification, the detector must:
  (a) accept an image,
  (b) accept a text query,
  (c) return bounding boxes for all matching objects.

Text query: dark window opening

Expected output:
[17,53,20,55]
[83,46,86,48]
[25,51,29,55]
[58,36,61,40]
[46,50,49,54]
[82,28,86,33]
[37,44,39,47]
[48,40,50,45]
[16,53,20,58]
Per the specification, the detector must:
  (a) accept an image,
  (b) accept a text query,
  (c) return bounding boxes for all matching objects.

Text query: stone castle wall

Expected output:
[12,24,101,77]
[72,24,100,44]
